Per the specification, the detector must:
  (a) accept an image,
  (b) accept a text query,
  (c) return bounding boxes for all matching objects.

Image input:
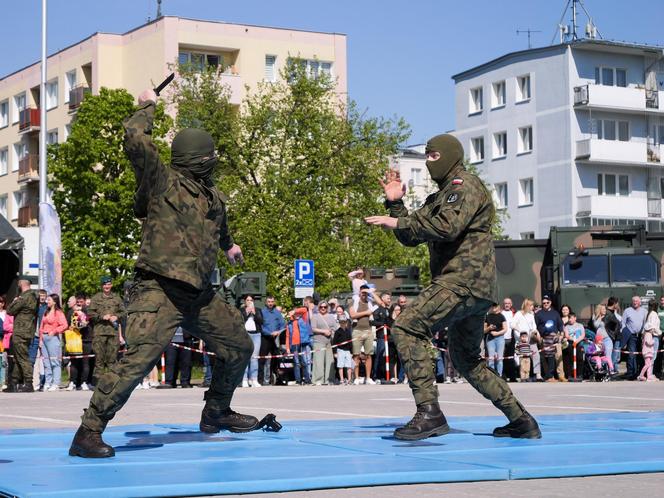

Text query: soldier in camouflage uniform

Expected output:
[87,276,125,379]
[366,134,540,440]
[69,89,257,458]
[4,278,38,393]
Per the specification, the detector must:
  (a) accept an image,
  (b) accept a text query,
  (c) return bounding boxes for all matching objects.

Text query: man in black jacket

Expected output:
[372,293,393,382]
[604,296,622,374]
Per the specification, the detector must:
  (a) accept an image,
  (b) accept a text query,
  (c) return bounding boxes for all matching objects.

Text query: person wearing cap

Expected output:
[4,277,38,392]
[365,134,539,441]
[332,315,353,385]
[87,276,126,381]
[69,89,258,458]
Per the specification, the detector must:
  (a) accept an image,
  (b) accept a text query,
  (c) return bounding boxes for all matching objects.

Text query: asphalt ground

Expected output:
[2,380,663,497]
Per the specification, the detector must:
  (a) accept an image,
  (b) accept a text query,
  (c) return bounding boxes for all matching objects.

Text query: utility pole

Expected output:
[157,0,163,19]
[38,0,47,289]
[516,29,542,49]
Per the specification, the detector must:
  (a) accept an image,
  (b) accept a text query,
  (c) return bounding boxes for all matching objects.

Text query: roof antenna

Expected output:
[551,0,602,45]
[516,28,542,49]
[157,0,163,19]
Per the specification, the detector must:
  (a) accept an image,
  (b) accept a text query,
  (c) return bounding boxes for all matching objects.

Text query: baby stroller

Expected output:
[583,340,611,382]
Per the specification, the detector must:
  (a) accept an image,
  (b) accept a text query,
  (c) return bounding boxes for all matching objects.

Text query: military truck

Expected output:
[330,265,423,308]
[495,225,664,320]
[220,270,268,308]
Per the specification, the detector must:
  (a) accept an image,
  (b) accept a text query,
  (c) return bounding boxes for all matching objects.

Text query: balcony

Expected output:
[18,204,38,227]
[576,139,663,166]
[218,73,243,105]
[68,85,90,111]
[576,195,647,219]
[18,108,40,133]
[18,154,39,183]
[573,84,664,115]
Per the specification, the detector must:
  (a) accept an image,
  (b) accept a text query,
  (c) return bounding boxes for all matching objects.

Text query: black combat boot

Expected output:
[69,425,115,458]
[394,403,450,441]
[493,412,541,439]
[200,405,259,434]
[2,383,18,393]
[17,383,34,393]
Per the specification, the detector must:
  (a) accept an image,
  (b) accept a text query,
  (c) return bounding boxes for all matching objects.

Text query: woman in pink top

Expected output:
[39,294,68,391]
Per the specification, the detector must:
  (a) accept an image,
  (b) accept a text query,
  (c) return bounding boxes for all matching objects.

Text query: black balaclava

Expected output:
[425,134,464,187]
[170,128,218,186]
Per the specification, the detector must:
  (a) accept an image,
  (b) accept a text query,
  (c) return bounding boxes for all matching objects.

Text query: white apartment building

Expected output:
[0,16,347,276]
[452,39,664,239]
[391,144,435,210]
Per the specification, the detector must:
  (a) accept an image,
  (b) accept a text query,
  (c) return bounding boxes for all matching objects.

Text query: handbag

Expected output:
[64,328,83,354]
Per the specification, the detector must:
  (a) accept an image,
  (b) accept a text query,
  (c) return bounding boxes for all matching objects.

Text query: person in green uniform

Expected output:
[4,278,38,393]
[69,88,258,458]
[365,134,540,441]
[87,276,125,380]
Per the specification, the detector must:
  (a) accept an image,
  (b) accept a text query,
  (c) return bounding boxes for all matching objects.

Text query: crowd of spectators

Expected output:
[2,267,663,392]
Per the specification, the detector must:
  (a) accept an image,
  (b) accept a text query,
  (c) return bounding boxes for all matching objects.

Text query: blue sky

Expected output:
[2,0,662,144]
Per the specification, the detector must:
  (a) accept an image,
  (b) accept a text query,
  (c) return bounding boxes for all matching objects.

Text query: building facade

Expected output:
[452,40,664,239]
[0,16,347,275]
[392,144,436,210]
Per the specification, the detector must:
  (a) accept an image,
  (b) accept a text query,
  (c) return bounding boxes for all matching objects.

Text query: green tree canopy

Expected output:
[172,60,428,307]
[48,87,172,298]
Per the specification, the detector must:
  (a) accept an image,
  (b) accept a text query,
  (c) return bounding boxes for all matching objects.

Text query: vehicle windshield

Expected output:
[611,254,658,283]
[562,254,609,285]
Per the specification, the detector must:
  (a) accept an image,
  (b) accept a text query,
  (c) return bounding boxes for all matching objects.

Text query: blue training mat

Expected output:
[2,411,664,497]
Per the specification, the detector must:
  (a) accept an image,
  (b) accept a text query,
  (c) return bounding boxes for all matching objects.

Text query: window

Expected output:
[516,75,531,101]
[178,51,222,71]
[0,148,7,175]
[47,129,58,145]
[13,93,26,123]
[598,173,629,196]
[611,254,658,283]
[11,191,24,220]
[0,195,6,219]
[518,126,533,153]
[519,178,534,206]
[12,142,26,172]
[46,79,58,109]
[64,70,76,103]
[494,182,508,208]
[562,254,609,285]
[469,86,483,113]
[265,55,276,82]
[595,67,627,87]
[520,232,535,240]
[286,58,332,80]
[597,119,629,141]
[493,131,507,158]
[64,123,72,141]
[661,177,664,199]
[492,80,506,108]
[411,168,423,186]
[470,136,484,163]
[654,124,664,145]
[0,100,7,128]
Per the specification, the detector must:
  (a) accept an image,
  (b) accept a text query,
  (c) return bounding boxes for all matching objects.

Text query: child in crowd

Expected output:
[542,330,559,382]
[347,268,368,298]
[590,334,614,373]
[332,316,353,384]
[639,328,656,381]
[517,332,532,382]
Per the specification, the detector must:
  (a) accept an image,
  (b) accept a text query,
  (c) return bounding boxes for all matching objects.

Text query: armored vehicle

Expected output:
[495,225,664,320]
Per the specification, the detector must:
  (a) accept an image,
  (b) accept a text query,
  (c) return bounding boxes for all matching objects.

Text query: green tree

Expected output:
[172,59,426,307]
[48,87,172,298]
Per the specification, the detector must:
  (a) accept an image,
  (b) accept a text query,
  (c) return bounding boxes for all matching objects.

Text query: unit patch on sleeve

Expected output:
[446,192,459,204]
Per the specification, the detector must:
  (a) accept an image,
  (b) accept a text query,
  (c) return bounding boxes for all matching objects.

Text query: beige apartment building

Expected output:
[0,16,347,275]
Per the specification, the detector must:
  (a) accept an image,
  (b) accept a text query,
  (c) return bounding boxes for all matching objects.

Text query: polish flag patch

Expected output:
[452,178,464,185]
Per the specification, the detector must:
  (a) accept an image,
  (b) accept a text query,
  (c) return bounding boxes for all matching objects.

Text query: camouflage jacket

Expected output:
[123,102,234,290]
[387,165,497,302]
[7,290,38,338]
[87,292,126,337]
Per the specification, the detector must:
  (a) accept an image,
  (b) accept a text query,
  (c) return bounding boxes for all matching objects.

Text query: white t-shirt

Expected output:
[245,315,257,332]
[501,310,515,340]
[512,311,536,340]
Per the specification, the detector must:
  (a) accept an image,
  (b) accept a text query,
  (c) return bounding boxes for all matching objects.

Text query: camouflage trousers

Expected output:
[391,283,525,422]
[9,332,33,386]
[81,275,253,433]
[92,335,119,378]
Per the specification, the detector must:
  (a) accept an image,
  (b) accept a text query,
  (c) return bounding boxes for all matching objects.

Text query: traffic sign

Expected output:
[294,259,314,298]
